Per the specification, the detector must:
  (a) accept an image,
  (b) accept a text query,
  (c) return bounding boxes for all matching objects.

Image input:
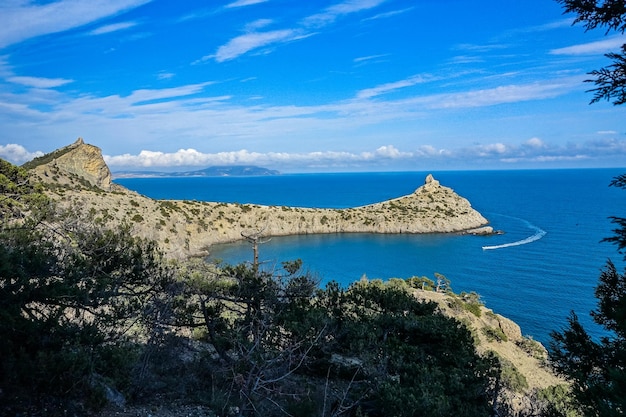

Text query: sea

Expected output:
[115,168,626,345]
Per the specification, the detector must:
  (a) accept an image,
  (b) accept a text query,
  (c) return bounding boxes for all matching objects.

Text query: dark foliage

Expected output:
[557,0,626,104]
[0,159,175,414]
[172,264,496,417]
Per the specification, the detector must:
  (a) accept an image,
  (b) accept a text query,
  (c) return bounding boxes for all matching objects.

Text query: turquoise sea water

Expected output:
[116,169,626,344]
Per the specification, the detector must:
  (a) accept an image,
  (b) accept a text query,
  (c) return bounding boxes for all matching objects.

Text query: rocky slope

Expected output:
[414,290,563,391]
[28,139,494,260]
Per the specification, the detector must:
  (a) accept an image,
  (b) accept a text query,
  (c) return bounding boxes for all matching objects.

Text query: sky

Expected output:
[0,0,625,173]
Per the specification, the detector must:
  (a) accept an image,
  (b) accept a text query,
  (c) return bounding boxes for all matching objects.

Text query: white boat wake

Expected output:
[482,219,546,251]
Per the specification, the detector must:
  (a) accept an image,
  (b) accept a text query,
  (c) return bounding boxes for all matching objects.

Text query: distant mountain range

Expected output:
[113,165,280,178]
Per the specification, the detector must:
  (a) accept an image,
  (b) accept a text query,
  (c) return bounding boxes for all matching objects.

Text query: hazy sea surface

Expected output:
[116,169,626,344]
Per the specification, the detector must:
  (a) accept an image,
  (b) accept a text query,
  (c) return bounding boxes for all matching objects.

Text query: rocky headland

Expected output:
[27,139,494,259]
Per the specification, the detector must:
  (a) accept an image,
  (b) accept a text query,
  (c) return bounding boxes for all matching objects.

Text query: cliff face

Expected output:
[31,138,113,191]
[32,140,493,259]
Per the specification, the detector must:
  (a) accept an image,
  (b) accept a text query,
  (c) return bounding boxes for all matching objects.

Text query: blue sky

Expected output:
[0,0,625,172]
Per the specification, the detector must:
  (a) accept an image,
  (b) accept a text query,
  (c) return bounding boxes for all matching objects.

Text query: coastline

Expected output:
[46,173,495,259]
[29,141,495,259]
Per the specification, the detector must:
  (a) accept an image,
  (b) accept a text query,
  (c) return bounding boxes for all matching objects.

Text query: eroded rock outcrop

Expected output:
[30,138,113,191]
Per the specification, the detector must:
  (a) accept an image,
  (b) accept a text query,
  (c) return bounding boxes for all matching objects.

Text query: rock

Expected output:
[423,173,440,189]
[91,373,126,409]
[331,353,363,368]
[32,138,113,191]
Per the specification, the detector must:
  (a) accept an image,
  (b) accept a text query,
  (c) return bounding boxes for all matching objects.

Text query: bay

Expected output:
[116,168,626,344]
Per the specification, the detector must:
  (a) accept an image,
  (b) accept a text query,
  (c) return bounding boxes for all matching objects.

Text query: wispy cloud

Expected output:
[90,21,138,35]
[7,76,73,88]
[0,0,152,49]
[212,29,303,62]
[420,78,581,109]
[244,19,275,31]
[356,74,433,99]
[207,0,387,62]
[303,0,387,28]
[225,0,269,8]
[156,72,175,80]
[550,35,626,55]
[0,68,603,171]
[362,7,413,22]
[354,54,390,63]
[506,18,573,36]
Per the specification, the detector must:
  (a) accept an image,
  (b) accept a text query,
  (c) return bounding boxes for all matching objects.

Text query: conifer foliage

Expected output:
[556,0,626,104]
[550,2,626,415]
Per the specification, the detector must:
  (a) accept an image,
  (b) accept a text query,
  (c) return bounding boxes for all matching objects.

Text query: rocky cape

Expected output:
[27,139,496,259]
[27,139,495,260]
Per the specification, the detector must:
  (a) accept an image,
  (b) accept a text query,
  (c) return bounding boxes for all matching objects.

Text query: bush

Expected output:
[482,326,508,342]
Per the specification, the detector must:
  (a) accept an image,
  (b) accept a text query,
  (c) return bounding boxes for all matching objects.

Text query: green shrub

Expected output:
[500,359,529,392]
[463,301,482,317]
[516,336,546,359]
[482,326,508,342]
[406,276,435,290]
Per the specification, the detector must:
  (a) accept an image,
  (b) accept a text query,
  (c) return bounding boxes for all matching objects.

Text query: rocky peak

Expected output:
[30,138,113,191]
[420,173,440,192]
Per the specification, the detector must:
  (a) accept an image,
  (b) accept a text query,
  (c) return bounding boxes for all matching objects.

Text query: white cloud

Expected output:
[374,145,411,158]
[208,0,386,62]
[356,74,433,99]
[524,137,546,148]
[415,145,450,157]
[225,0,269,8]
[474,143,509,156]
[7,76,73,88]
[303,0,387,28]
[423,79,581,109]
[100,137,626,171]
[90,21,138,35]
[362,7,413,22]
[105,145,414,169]
[0,71,618,171]
[156,72,175,80]
[0,144,44,164]
[244,19,274,31]
[550,35,626,55]
[0,0,152,49]
[353,54,389,63]
[104,144,418,171]
[213,29,302,62]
